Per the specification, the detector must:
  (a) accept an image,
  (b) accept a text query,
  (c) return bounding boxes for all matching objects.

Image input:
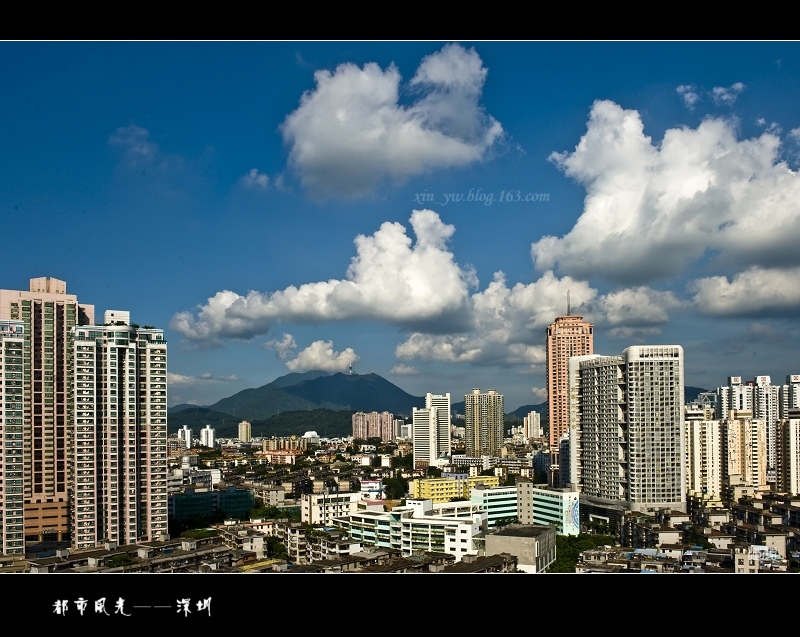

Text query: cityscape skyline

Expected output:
[3,41,800,412]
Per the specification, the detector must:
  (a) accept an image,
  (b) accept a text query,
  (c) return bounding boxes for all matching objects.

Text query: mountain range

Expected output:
[169,370,425,438]
[168,370,708,439]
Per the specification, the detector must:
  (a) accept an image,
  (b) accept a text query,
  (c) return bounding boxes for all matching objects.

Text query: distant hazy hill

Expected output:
[169,403,207,413]
[209,384,317,422]
[268,370,331,388]
[507,402,548,420]
[247,408,355,439]
[450,400,545,419]
[171,370,424,433]
[281,372,423,416]
[168,406,237,433]
[685,387,708,403]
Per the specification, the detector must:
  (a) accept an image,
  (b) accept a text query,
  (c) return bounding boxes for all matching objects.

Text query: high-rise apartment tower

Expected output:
[413,392,451,469]
[0,277,94,547]
[72,310,168,549]
[570,345,685,513]
[546,313,593,448]
[464,389,504,457]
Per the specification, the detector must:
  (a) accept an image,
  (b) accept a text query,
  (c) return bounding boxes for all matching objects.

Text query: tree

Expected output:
[383,476,408,500]
[266,536,287,560]
[391,454,413,470]
[426,466,442,478]
[494,516,518,528]
[249,505,281,519]
[547,533,616,573]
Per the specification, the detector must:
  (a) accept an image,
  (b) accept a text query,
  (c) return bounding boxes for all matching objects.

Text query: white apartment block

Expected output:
[0,320,26,555]
[718,374,800,478]
[776,418,800,495]
[200,425,215,449]
[71,312,168,550]
[723,410,768,490]
[334,499,486,562]
[523,411,543,439]
[470,484,518,530]
[301,491,363,525]
[178,425,192,449]
[413,395,451,470]
[571,346,685,514]
[685,419,724,500]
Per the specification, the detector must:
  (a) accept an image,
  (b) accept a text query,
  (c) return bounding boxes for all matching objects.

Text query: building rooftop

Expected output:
[490,523,555,538]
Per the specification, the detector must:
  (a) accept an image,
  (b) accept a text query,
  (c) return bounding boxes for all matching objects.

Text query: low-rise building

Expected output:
[411,475,500,502]
[301,492,363,525]
[484,524,557,573]
[334,499,486,562]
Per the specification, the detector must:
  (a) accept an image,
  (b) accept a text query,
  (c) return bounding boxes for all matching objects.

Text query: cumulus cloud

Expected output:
[395,270,592,367]
[241,168,269,189]
[171,210,477,345]
[712,82,746,105]
[264,333,297,360]
[284,340,359,372]
[394,270,685,366]
[532,99,800,285]
[280,43,503,198]
[690,266,800,316]
[390,364,419,375]
[593,287,684,326]
[676,84,701,109]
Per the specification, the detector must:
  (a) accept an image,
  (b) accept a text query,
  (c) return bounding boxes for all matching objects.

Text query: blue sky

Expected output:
[3,41,800,411]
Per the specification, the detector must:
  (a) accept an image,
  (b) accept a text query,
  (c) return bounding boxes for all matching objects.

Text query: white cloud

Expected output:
[690,266,800,316]
[241,168,269,189]
[395,270,592,367]
[712,82,746,105]
[171,209,477,345]
[394,270,685,366]
[109,124,158,160]
[532,99,800,285]
[531,387,548,401]
[390,364,419,375]
[168,372,195,385]
[676,84,700,109]
[789,127,800,143]
[284,340,359,372]
[168,371,240,384]
[593,287,683,326]
[280,43,503,198]
[264,333,297,359]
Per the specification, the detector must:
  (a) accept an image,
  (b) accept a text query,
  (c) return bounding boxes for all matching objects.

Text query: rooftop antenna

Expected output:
[567,290,571,316]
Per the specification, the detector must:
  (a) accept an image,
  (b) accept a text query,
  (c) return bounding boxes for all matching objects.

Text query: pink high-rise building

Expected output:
[546,314,593,449]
